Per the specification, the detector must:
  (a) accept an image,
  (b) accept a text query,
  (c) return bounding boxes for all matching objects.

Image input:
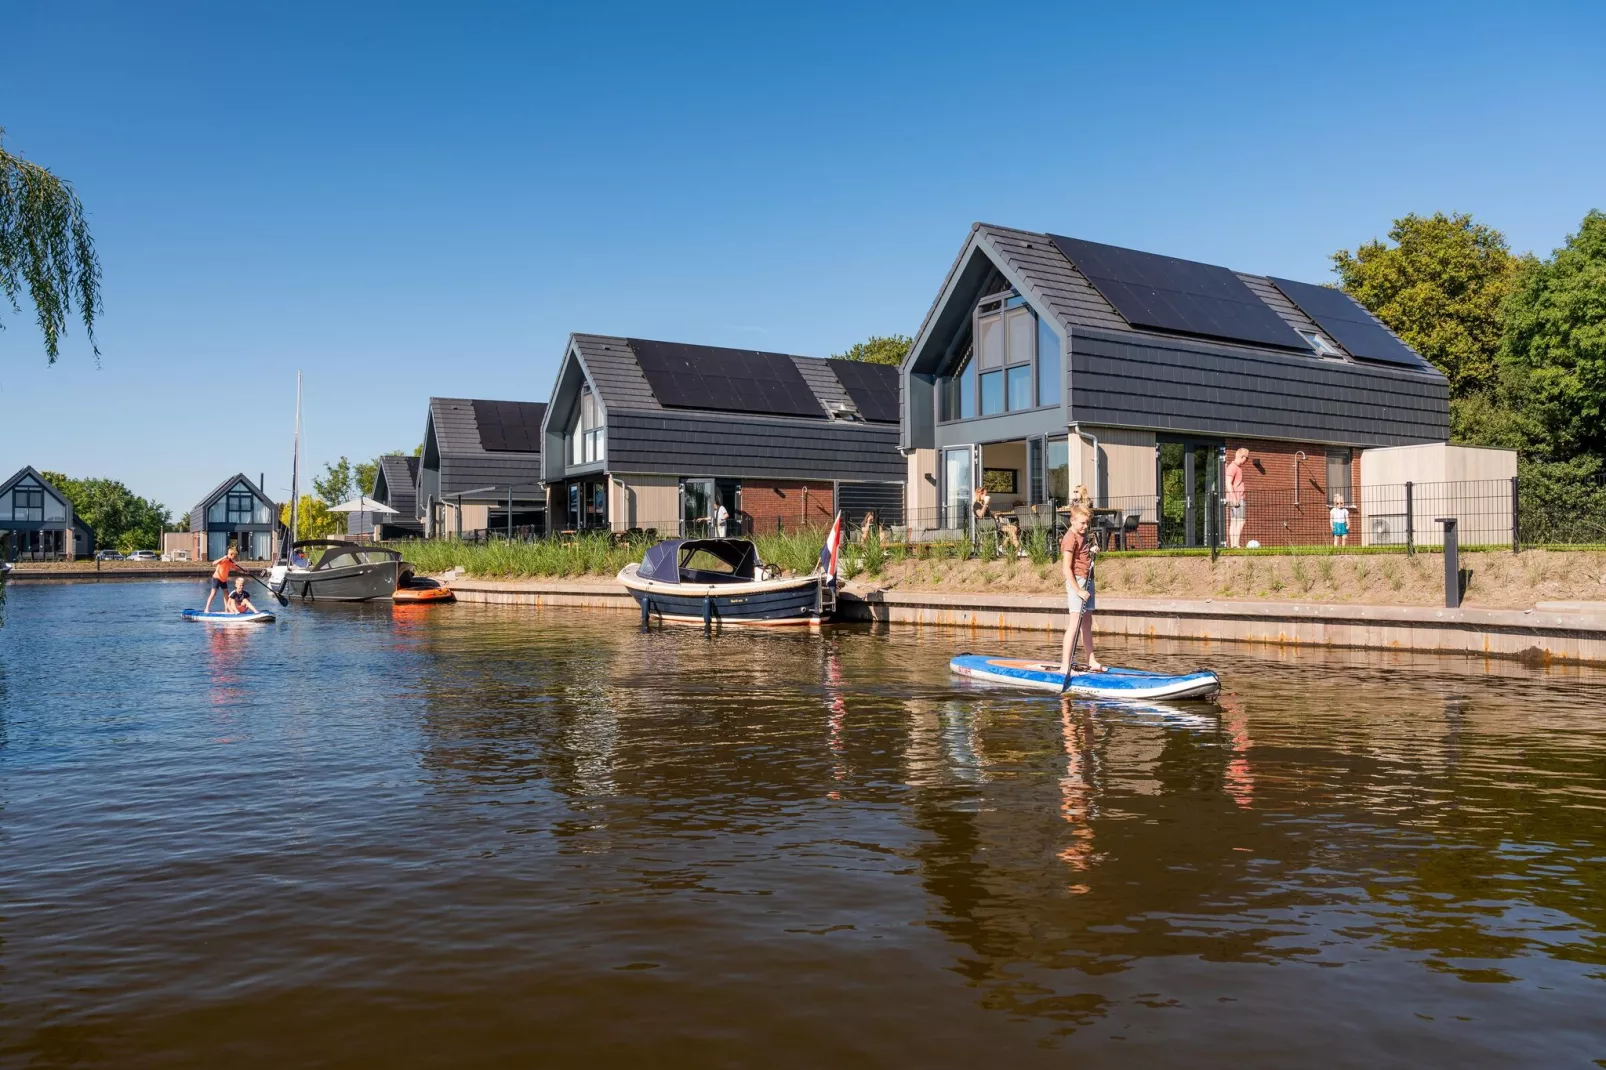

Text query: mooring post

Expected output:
[641,597,651,629]
[1404,481,1415,556]
[1436,517,1460,608]
[703,596,713,635]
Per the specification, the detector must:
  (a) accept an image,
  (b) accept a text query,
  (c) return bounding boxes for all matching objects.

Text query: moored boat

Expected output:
[619,537,836,628]
[269,540,402,602]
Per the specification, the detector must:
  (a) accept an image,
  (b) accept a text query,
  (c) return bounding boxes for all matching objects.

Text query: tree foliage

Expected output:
[40,471,169,552]
[0,128,102,362]
[832,333,912,366]
[313,457,354,507]
[1499,209,1606,461]
[278,495,339,540]
[1332,212,1518,398]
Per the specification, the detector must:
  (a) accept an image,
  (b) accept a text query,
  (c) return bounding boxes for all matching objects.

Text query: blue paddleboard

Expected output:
[950,654,1219,700]
[181,609,276,624]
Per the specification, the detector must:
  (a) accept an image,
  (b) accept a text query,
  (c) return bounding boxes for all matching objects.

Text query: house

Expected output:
[539,335,905,535]
[900,224,1451,547]
[418,398,547,537]
[190,473,279,560]
[368,454,423,540]
[0,467,95,560]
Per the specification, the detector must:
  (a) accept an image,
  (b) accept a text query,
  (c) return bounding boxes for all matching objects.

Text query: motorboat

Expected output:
[618,537,837,628]
[268,540,402,602]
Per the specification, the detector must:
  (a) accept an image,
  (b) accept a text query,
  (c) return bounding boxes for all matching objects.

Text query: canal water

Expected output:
[1,580,1603,1068]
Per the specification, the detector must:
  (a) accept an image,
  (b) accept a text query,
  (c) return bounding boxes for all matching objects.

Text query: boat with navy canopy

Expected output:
[618,536,838,628]
[268,539,403,602]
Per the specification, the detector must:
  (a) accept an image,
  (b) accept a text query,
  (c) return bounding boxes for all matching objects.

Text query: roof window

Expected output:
[1298,329,1343,358]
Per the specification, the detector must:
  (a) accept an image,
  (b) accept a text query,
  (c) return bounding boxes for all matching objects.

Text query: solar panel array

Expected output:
[472,400,548,452]
[1049,235,1310,352]
[826,359,901,423]
[1268,277,1433,370]
[628,339,826,419]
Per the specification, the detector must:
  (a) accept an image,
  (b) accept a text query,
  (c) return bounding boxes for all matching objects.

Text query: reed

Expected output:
[387,527,835,580]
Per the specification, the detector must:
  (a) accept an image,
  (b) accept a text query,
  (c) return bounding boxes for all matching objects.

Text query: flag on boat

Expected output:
[818,512,844,586]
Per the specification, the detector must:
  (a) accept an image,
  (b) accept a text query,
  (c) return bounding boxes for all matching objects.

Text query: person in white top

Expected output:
[697,501,731,537]
[1330,493,1352,548]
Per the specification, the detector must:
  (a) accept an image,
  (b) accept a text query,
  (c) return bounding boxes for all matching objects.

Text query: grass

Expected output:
[388,528,834,580]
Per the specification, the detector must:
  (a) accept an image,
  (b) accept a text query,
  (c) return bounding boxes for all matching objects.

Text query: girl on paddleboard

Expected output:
[1058,504,1106,676]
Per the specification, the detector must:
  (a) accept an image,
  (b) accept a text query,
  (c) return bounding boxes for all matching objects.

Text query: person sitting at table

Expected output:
[858,511,878,542]
[972,487,992,519]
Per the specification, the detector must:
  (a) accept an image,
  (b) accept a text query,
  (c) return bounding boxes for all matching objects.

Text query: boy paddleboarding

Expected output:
[1058,504,1106,677]
[204,546,250,613]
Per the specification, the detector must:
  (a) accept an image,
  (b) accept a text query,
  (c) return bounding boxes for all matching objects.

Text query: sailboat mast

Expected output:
[289,371,302,555]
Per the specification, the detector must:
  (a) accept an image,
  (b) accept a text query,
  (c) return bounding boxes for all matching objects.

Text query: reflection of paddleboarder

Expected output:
[204,546,249,613]
[1057,504,1106,676]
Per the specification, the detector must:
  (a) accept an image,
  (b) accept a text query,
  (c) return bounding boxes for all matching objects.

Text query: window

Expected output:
[1006,365,1033,411]
[13,484,44,521]
[226,488,255,525]
[571,386,605,465]
[1028,438,1045,503]
[982,468,1017,494]
[941,447,972,530]
[1046,437,1070,503]
[1037,318,1061,408]
[1327,449,1352,503]
[1300,329,1342,358]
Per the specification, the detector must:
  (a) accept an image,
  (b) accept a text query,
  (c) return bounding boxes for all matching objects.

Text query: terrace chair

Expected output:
[1116,514,1141,550]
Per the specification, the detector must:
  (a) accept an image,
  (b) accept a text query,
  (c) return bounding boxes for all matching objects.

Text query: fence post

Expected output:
[1510,475,1520,554]
[1404,481,1414,556]
[1208,489,1219,562]
[1437,517,1461,608]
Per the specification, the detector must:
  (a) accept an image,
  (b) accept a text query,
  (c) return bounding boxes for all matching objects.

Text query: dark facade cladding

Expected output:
[189,473,278,560]
[1069,327,1449,446]
[0,466,95,560]
[419,398,547,513]
[603,411,903,483]
[371,455,422,538]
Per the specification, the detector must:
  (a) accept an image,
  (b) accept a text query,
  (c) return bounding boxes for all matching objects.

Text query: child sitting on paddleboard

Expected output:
[1058,504,1106,676]
[204,546,249,612]
[225,577,260,615]
[1331,494,1352,547]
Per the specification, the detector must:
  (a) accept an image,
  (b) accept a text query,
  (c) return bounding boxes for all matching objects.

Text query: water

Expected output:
[2,580,1604,1068]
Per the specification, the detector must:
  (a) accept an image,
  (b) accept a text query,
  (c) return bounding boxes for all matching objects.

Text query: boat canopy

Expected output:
[291,539,403,569]
[638,538,759,584]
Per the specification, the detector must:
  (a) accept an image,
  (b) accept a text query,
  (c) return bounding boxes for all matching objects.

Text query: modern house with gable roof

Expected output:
[900,223,1454,547]
[418,398,547,537]
[0,466,95,560]
[540,335,904,535]
[367,454,423,540]
[190,473,278,560]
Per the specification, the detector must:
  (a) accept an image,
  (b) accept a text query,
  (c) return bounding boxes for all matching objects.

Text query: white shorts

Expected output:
[1066,576,1096,614]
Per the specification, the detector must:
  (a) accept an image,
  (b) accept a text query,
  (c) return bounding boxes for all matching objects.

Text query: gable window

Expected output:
[13,483,44,521]
[570,385,605,466]
[226,488,256,525]
[938,290,1057,422]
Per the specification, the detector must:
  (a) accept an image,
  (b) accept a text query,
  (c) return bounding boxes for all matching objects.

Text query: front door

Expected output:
[682,479,714,537]
[1158,440,1223,548]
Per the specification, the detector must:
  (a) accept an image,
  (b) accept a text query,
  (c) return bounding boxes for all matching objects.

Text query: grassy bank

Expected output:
[388,530,831,579]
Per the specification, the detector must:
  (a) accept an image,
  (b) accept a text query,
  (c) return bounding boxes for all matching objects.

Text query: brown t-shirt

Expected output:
[1060,529,1092,581]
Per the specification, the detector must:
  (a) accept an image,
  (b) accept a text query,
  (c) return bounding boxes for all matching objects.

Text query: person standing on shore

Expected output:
[1057,504,1105,677]
[1330,493,1352,547]
[204,546,248,613]
[1225,447,1249,548]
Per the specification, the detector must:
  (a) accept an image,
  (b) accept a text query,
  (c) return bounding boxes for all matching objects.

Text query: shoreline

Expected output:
[448,577,1606,667]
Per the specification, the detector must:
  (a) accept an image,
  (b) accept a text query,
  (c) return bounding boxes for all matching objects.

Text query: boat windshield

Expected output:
[314,548,399,570]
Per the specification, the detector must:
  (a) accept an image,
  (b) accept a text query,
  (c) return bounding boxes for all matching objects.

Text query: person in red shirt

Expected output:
[224,577,259,615]
[1057,504,1106,676]
[1225,447,1249,548]
[204,546,248,613]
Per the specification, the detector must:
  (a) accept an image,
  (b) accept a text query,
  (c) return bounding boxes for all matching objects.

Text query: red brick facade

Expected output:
[1225,439,1357,547]
[739,481,835,534]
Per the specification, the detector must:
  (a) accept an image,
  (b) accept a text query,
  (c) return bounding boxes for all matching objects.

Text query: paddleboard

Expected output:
[950,654,1219,700]
[180,609,276,624]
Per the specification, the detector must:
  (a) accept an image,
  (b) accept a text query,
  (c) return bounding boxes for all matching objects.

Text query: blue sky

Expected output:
[4,0,1602,514]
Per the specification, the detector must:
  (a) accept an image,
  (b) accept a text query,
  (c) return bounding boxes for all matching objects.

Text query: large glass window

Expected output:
[571,386,605,465]
[941,447,972,530]
[226,488,255,524]
[1037,318,1061,408]
[13,484,44,521]
[1006,365,1032,411]
[1046,437,1070,503]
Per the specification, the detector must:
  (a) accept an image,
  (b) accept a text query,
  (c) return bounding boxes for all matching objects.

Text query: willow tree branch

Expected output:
[0,127,103,362]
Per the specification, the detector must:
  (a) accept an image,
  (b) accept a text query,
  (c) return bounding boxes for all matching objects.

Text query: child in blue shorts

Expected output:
[1330,494,1352,547]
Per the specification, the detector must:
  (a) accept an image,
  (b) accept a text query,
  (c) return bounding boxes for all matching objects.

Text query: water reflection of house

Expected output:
[0,466,96,560]
[899,224,1453,547]
[539,334,905,535]
[189,473,278,560]
[417,398,547,538]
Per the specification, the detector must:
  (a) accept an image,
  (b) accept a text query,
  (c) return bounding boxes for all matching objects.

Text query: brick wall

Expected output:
[1226,439,1356,546]
[740,481,835,534]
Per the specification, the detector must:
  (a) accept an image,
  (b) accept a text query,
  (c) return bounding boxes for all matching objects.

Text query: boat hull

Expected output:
[278,560,401,602]
[619,564,830,627]
[949,655,1220,700]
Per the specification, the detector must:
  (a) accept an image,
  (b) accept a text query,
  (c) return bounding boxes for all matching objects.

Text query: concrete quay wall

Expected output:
[449,579,1606,666]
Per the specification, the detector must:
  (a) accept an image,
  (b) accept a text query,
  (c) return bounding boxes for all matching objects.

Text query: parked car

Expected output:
[127,550,159,561]
[94,550,125,561]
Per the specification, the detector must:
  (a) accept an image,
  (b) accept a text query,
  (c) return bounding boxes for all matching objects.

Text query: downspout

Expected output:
[1294,451,1307,507]
[1069,422,1100,505]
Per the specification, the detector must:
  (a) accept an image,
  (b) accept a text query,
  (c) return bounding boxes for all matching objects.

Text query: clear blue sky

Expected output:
[4,0,1602,514]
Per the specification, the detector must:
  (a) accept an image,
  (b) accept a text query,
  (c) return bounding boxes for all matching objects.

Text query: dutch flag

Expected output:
[818,512,844,586]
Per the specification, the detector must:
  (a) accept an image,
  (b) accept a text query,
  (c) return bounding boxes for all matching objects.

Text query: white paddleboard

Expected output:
[180,609,276,625]
[950,654,1219,700]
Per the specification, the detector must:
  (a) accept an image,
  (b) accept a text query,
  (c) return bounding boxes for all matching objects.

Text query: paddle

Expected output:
[251,572,290,608]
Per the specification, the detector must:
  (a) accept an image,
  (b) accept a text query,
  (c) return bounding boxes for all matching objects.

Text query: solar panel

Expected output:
[827,359,901,423]
[472,400,547,452]
[1268,277,1433,370]
[628,339,826,419]
[1049,235,1310,352]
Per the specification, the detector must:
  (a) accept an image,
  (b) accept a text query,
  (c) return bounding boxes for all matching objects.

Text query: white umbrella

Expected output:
[330,496,397,514]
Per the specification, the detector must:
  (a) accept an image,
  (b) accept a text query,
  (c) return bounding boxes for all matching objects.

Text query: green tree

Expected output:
[279,495,339,540]
[313,457,354,506]
[1,128,102,361]
[40,471,169,551]
[1499,209,1606,461]
[832,333,912,366]
[1332,212,1518,397]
